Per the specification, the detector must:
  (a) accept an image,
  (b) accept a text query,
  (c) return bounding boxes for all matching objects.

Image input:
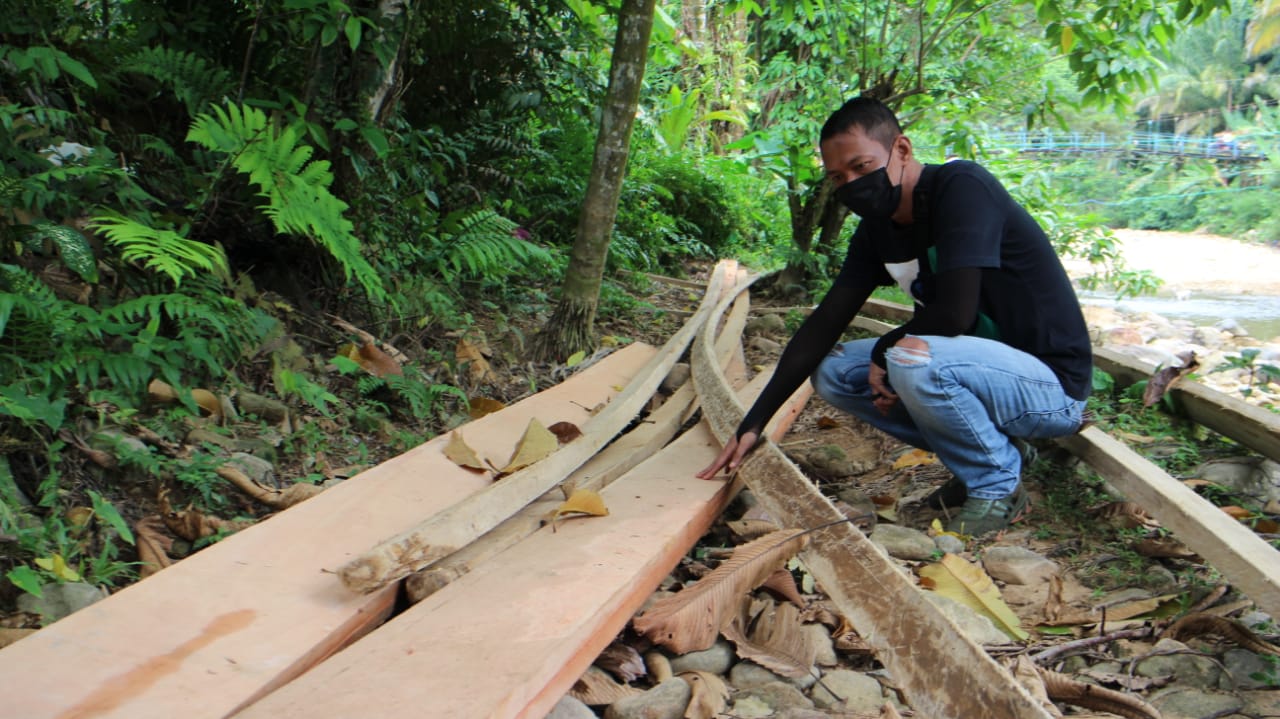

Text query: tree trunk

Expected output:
[359,0,411,125]
[534,0,657,361]
[774,176,836,295]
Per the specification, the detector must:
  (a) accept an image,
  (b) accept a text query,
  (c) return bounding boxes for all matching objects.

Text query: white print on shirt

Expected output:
[884,259,920,297]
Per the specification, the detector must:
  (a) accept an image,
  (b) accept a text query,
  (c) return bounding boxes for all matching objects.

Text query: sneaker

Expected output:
[944,484,1030,536]
[925,478,967,510]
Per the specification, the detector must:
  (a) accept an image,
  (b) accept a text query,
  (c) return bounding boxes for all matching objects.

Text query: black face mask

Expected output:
[835,166,901,219]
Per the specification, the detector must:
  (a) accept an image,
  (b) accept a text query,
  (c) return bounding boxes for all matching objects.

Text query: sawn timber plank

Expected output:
[232,370,812,719]
[0,342,657,719]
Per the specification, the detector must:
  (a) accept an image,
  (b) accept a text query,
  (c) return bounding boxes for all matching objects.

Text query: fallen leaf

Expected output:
[468,397,506,419]
[892,448,937,469]
[680,670,729,719]
[135,515,174,578]
[1133,536,1198,559]
[1143,351,1198,407]
[191,388,222,418]
[547,421,583,444]
[1040,665,1161,719]
[443,431,488,471]
[726,518,780,540]
[596,642,646,683]
[722,597,817,678]
[1163,613,1280,656]
[565,350,586,367]
[1255,518,1280,533]
[1265,498,1280,515]
[816,416,841,429]
[148,379,178,403]
[65,506,94,527]
[568,665,642,706]
[352,342,403,378]
[634,529,810,654]
[456,336,493,383]
[918,553,1028,641]
[549,488,609,529]
[496,418,559,474]
[160,493,253,541]
[1007,655,1064,718]
[1092,501,1160,529]
[34,554,81,582]
[759,567,806,608]
[1220,505,1254,520]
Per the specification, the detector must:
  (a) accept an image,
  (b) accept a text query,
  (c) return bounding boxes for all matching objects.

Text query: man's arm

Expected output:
[869,266,981,367]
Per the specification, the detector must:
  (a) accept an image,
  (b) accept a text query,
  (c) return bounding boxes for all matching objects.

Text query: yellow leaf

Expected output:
[148,379,178,403]
[565,350,586,367]
[892,449,937,470]
[35,554,82,582]
[927,517,965,541]
[600,335,619,348]
[550,488,609,529]
[443,431,488,471]
[65,506,94,527]
[498,418,559,474]
[468,397,506,419]
[191,388,222,418]
[918,553,1028,641]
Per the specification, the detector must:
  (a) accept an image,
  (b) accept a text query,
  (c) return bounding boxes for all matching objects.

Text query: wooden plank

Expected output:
[233,370,811,719]
[690,288,1053,719]
[1057,427,1280,618]
[1093,346,1280,462]
[336,260,740,593]
[0,343,658,719]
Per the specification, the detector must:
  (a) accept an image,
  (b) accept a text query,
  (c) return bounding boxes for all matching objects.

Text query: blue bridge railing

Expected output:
[980,130,1271,161]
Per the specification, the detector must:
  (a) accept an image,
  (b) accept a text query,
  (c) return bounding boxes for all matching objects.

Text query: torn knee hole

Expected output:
[886,339,930,366]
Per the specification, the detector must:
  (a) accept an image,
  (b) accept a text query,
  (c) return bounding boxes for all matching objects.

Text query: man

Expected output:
[697,96,1093,536]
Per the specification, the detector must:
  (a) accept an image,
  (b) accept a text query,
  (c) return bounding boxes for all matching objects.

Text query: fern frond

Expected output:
[187,103,384,300]
[121,47,234,116]
[88,214,228,286]
[437,208,552,281]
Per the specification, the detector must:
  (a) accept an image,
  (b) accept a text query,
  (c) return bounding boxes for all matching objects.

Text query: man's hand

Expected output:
[868,362,898,415]
[696,429,760,479]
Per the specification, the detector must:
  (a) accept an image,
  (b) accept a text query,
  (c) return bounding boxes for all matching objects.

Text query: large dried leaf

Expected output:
[191,388,222,418]
[596,642,646,683]
[635,530,809,654]
[1007,656,1065,718]
[135,515,174,578]
[160,493,253,540]
[1039,665,1160,719]
[1163,613,1280,656]
[918,553,1028,641]
[456,336,493,383]
[722,597,817,678]
[680,670,729,719]
[568,665,642,706]
[443,431,487,471]
[216,465,322,509]
[892,448,937,469]
[759,567,806,608]
[494,418,558,474]
[1092,501,1159,529]
[467,397,505,419]
[1143,351,1198,407]
[546,421,583,444]
[343,342,402,378]
[549,488,609,529]
[726,518,780,540]
[1043,592,1177,627]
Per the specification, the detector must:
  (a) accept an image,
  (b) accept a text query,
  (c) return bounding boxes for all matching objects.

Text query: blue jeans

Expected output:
[811,336,1086,500]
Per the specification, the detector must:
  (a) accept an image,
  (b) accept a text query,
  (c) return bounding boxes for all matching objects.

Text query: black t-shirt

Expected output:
[737,161,1092,438]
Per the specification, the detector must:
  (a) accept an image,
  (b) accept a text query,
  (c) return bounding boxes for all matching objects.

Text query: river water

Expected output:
[1078,290,1280,342]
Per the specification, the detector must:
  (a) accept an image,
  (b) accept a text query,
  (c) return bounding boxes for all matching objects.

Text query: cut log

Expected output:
[1093,345,1280,463]
[1057,427,1280,618]
[404,274,755,604]
[0,343,658,719]
[337,260,741,593]
[232,369,811,719]
[690,287,1053,719]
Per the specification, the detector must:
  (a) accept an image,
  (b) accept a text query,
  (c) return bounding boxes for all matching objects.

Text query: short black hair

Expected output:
[820,96,901,150]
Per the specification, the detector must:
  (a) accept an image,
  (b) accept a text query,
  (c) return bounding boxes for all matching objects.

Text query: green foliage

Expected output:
[1212,348,1280,399]
[187,103,385,300]
[119,47,235,116]
[89,214,228,286]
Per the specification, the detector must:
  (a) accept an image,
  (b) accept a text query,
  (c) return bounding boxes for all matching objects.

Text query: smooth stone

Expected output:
[934,534,965,554]
[869,524,936,561]
[729,660,817,691]
[603,678,690,719]
[1148,686,1245,719]
[981,546,1059,585]
[544,695,596,719]
[802,623,838,667]
[735,681,814,713]
[1134,638,1228,690]
[1240,689,1280,715]
[747,335,783,354]
[809,669,884,712]
[669,638,734,675]
[17,582,108,623]
[746,314,787,336]
[660,363,690,394]
[1223,648,1278,690]
[725,695,772,719]
[228,451,278,488]
[922,592,1012,646]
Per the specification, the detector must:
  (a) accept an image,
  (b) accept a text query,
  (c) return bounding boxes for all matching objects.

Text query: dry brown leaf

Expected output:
[348,342,402,378]
[1133,536,1198,559]
[645,651,674,682]
[216,466,322,509]
[722,597,817,678]
[135,515,174,578]
[495,418,558,474]
[815,416,841,429]
[1257,517,1280,533]
[160,492,253,540]
[633,529,810,654]
[546,421,583,444]
[443,431,488,472]
[191,388,222,418]
[1163,613,1280,656]
[892,448,937,469]
[568,665,643,706]
[833,613,873,655]
[596,642,646,683]
[918,553,1028,641]
[759,567,806,608]
[680,670,729,719]
[1039,665,1161,719]
[1046,593,1177,627]
[467,397,506,419]
[1220,505,1254,520]
[0,628,37,649]
[456,336,493,383]
[1143,351,1198,407]
[148,378,179,403]
[1092,501,1159,529]
[1265,498,1280,515]
[726,518,781,540]
[549,488,609,529]
[1007,655,1065,718]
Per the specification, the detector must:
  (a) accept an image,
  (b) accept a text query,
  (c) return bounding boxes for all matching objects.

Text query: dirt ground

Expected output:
[1064,228,1280,295]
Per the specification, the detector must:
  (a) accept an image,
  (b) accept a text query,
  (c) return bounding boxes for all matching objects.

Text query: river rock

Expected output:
[1223,648,1278,690]
[869,524,936,561]
[1241,689,1280,715]
[747,335,783,354]
[603,678,690,719]
[734,681,814,714]
[669,638,735,675]
[729,660,817,690]
[229,452,278,488]
[17,582,108,623]
[660,363,690,394]
[746,314,787,337]
[934,534,966,554]
[922,593,1011,646]
[1134,638,1228,689]
[1148,686,1245,719]
[809,669,884,712]
[544,695,596,719]
[981,546,1059,585]
[803,623,838,667]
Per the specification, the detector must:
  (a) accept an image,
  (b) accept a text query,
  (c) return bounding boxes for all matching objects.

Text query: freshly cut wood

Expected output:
[404,276,755,604]
[232,370,812,719]
[338,260,740,593]
[1057,427,1280,618]
[690,288,1053,719]
[0,343,658,719]
[1093,345,1280,463]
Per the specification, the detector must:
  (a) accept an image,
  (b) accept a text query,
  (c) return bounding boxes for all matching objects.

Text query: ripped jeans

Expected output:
[811,335,1086,500]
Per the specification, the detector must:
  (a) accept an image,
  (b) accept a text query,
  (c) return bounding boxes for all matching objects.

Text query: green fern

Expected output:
[437,208,552,281]
[187,103,385,300]
[120,47,233,116]
[88,214,228,286]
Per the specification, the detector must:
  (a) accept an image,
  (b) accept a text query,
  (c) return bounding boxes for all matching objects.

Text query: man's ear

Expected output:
[894,134,914,160]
